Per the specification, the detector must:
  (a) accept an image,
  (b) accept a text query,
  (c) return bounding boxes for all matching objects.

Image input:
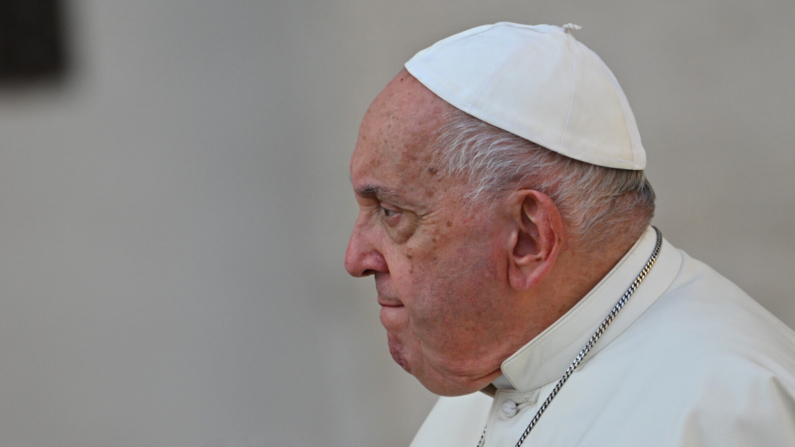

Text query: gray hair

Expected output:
[431,109,655,252]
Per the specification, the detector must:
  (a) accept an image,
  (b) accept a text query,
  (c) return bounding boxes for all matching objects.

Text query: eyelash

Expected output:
[381,205,399,219]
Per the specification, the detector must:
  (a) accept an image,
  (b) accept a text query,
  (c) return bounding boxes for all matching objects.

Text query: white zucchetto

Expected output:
[405,23,646,170]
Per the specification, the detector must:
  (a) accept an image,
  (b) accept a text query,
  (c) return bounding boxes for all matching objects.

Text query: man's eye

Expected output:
[381,206,399,218]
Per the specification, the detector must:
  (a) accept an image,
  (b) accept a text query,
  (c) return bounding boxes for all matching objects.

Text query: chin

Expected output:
[417,374,487,397]
[414,359,502,397]
[385,333,500,396]
[387,333,412,372]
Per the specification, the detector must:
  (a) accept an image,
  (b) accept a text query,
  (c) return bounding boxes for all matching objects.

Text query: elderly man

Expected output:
[344,23,795,446]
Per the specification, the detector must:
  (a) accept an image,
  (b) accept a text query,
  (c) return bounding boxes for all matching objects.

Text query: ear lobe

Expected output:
[507,190,564,291]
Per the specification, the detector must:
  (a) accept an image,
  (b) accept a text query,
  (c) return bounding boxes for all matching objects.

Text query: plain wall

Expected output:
[0,1,793,446]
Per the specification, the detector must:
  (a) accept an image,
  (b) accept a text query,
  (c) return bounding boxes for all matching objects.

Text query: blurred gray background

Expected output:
[0,1,792,446]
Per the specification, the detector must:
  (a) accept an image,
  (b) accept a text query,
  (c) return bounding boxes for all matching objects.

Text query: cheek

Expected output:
[384,245,425,288]
[411,256,501,333]
[429,279,493,328]
[388,221,504,334]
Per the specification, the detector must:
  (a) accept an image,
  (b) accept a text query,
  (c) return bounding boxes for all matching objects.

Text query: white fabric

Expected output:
[410,227,795,446]
[490,375,514,390]
[405,23,646,170]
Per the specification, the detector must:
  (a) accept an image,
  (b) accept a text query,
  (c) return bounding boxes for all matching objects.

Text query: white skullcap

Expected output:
[405,23,646,170]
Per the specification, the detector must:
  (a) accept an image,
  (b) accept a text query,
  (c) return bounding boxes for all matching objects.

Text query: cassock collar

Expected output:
[499,226,682,393]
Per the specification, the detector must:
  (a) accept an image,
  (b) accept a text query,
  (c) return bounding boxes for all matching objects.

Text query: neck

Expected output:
[518,235,637,347]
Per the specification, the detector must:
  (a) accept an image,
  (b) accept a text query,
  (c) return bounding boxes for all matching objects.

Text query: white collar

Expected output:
[499,226,682,392]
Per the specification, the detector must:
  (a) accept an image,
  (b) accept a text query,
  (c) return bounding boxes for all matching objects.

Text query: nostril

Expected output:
[344,240,388,277]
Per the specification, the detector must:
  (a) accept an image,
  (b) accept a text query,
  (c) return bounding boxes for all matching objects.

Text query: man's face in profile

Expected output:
[345,71,526,396]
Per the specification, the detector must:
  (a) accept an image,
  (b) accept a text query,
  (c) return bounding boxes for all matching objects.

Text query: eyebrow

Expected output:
[354,185,402,201]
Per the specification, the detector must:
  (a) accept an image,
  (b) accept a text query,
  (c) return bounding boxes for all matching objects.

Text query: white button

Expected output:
[502,399,518,418]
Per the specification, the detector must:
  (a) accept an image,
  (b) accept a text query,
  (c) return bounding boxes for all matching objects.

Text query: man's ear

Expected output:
[506,190,565,291]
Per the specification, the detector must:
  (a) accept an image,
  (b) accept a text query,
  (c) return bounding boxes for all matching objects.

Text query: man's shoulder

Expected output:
[611,246,795,384]
[640,248,795,354]
[552,249,795,445]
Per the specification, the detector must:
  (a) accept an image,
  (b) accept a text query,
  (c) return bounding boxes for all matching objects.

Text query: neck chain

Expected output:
[477,227,663,447]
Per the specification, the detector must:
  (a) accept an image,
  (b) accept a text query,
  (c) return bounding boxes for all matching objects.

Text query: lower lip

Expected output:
[379,304,406,327]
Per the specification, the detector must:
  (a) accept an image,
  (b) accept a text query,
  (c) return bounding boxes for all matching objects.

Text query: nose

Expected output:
[345,218,388,277]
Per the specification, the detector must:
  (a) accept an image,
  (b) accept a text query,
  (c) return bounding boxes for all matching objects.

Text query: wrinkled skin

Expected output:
[345,72,522,395]
[344,70,623,396]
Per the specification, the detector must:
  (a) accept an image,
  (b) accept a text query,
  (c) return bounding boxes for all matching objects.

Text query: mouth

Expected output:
[377,296,404,308]
[378,296,407,330]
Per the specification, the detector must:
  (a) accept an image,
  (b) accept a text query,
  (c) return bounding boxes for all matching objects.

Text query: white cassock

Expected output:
[410,226,795,447]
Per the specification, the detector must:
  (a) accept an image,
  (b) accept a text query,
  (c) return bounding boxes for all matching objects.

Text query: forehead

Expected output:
[351,71,456,199]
